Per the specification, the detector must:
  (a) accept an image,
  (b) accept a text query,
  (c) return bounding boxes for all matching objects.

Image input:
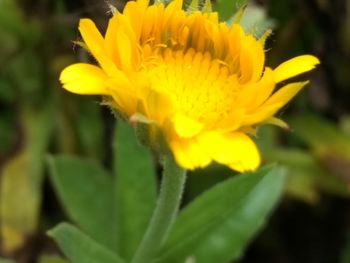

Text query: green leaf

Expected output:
[289,114,350,159]
[113,120,157,259]
[156,165,286,263]
[268,149,349,202]
[0,258,15,263]
[341,231,350,263]
[0,0,24,39]
[74,97,104,159]
[38,255,69,263]
[0,105,53,252]
[48,223,125,263]
[213,0,247,21]
[289,114,350,188]
[47,155,115,249]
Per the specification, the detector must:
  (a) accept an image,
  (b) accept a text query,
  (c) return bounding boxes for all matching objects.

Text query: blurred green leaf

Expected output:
[0,105,53,252]
[156,165,286,263]
[289,114,350,188]
[0,110,15,154]
[0,0,24,39]
[0,0,42,45]
[213,0,247,21]
[47,155,115,249]
[255,125,279,156]
[268,149,349,203]
[341,232,350,263]
[48,223,125,263]
[186,164,232,203]
[5,49,44,97]
[0,78,15,103]
[340,115,350,136]
[113,120,156,259]
[38,255,69,263]
[0,258,15,263]
[0,0,44,105]
[74,98,104,159]
[289,114,350,159]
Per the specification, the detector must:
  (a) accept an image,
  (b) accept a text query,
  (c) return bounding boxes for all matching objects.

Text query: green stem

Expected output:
[131,154,186,263]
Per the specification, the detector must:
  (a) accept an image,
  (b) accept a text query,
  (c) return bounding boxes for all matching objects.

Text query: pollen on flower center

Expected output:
[145,48,239,123]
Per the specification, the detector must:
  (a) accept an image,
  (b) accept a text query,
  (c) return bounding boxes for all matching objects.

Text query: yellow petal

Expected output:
[250,68,275,108]
[169,138,212,170]
[243,81,308,126]
[250,37,265,82]
[172,113,203,138]
[60,63,109,94]
[239,36,264,83]
[239,44,253,83]
[216,109,245,132]
[79,19,117,76]
[104,16,119,63]
[79,19,104,53]
[106,78,137,116]
[198,132,260,172]
[106,15,141,71]
[242,103,283,126]
[115,29,134,70]
[123,1,145,41]
[236,68,274,109]
[274,55,320,83]
[137,0,150,9]
[142,89,173,123]
[170,130,261,172]
[264,81,308,106]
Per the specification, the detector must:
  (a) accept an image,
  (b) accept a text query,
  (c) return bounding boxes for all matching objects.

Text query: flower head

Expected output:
[60,0,319,172]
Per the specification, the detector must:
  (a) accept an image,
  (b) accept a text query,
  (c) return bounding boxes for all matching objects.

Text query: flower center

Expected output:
[145,48,239,125]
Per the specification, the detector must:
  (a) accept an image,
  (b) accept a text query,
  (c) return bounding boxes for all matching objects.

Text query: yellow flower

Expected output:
[60,0,319,172]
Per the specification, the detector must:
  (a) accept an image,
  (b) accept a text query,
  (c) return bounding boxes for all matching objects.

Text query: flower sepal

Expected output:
[130,113,170,155]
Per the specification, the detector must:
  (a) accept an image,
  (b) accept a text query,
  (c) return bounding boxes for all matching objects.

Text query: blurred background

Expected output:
[0,0,349,262]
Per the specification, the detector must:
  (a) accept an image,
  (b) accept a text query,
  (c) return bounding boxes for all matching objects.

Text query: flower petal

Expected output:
[169,138,212,170]
[172,113,204,138]
[170,131,261,172]
[264,81,308,106]
[142,89,173,123]
[239,44,253,83]
[236,68,274,109]
[124,0,148,40]
[60,63,108,94]
[242,103,283,126]
[198,132,260,172]
[274,55,320,83]
[106,78,137,116]
[239,36,265,84]
[79,19,118,76]
[242,81,308,126]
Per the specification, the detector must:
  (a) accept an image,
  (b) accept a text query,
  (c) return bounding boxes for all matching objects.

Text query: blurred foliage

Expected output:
[0,105,53,252]
[0,0,349,262]
[0,0,108,260]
